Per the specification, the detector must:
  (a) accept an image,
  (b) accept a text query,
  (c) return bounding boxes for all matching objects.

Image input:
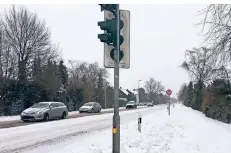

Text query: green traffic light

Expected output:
[110,48,124,61]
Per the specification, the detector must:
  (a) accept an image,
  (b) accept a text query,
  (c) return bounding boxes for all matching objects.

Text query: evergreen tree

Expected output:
[193,80,204,111]
[185,81,193,107]
[58,60,68,86]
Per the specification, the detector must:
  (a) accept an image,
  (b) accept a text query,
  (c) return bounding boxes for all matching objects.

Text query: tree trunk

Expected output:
[18,60,27,84]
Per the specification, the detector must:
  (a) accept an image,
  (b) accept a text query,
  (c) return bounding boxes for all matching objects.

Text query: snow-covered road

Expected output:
[0,105,162,153]
[7,103,231,153]
[0,107,132,122]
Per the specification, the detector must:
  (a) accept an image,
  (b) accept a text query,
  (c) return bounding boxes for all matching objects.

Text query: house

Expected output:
[126,89,137,102]
[104,87,133,108]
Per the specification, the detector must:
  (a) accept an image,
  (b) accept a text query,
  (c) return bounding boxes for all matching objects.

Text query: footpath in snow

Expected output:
[20,104,231,153]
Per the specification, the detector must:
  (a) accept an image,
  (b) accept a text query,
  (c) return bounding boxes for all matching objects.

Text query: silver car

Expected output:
[20,102,68,122]
[126,101,137,109]
[79,102,102,113]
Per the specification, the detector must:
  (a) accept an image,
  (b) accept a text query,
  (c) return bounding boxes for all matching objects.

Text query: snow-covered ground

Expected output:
[2,104,230,153]
[0,115,20,122]
[0,105,159,153]
[6,103,231,153]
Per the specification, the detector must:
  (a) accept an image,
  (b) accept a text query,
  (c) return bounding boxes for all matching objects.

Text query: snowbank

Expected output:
[0,115,21,122]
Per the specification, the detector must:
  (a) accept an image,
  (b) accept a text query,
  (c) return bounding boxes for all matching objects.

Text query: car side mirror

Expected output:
[49,106,52,109]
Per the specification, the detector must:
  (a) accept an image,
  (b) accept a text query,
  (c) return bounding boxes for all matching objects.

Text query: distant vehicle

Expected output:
[139,103,146,106]
[126,101,137,109]
[79,102,102,113]
[20,102,68,122]
[147,102,154,107]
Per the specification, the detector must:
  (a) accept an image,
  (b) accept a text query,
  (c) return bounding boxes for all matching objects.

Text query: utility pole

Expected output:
[112,4,120,153]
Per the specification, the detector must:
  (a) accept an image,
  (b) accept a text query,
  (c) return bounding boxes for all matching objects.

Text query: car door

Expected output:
[49,103,57,119]
[92,102,96,112]
[97,103,101,112]
[94,103,99,112]
[55,103,62,117]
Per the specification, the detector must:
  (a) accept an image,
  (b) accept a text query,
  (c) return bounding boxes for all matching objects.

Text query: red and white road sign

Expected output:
[166,89,172,96]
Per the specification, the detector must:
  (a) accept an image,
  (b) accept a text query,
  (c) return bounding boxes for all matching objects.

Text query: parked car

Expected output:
[20,102,68,122]
[79,102,102,113]
[147,102,154,107]
[126,101,137,109]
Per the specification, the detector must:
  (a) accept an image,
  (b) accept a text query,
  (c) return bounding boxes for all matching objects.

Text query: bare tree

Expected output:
[2,5,58,84]
[67,60,109,103]
[144,77,164,102]
[200,4,231,64]
[181,47,218,84]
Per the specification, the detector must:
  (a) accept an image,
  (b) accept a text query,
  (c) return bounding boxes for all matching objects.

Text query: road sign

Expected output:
[104,10,130,69]
[166,89,172,96]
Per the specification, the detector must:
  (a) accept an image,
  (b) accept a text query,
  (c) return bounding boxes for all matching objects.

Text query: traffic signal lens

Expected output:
[110,48,124,61]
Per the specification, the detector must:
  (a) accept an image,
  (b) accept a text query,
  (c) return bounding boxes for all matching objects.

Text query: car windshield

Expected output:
[84,103,93,106]
[128,101,134,104]
[31,103,49,108]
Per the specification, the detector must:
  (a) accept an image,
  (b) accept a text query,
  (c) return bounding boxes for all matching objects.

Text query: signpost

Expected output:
[138,115,142,133]
[166,89,172,116]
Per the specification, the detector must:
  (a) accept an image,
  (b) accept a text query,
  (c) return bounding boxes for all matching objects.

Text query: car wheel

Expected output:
[44,113,49,121]
[98,109,101,113]
[61,112,67,119]
[22,120,29,122]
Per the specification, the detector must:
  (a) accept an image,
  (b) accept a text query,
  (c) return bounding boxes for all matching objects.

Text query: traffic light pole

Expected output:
[112,4,120,153]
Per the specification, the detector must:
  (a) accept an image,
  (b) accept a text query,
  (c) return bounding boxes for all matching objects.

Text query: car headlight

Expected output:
[37,110,45,114]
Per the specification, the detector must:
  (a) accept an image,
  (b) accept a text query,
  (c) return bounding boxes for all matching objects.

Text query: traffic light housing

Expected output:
[99,4,116,13]
[98,18,124,46]
[98,4,125,62]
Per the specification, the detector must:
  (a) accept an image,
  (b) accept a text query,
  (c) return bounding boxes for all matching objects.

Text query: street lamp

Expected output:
[137,80,142,104]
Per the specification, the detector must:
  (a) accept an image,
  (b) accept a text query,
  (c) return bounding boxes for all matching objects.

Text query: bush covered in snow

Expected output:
[204,104,231,123]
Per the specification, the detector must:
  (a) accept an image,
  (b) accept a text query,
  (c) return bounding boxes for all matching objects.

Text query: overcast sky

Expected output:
[0,4,208,98]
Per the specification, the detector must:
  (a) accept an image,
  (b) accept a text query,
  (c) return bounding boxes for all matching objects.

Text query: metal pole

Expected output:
[105,86,107,109]
[112,4,120,153]
[168,95,170,116]
[138,81,140,104]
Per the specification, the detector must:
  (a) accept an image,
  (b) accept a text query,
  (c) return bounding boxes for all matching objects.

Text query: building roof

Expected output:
[120,89,129,95]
